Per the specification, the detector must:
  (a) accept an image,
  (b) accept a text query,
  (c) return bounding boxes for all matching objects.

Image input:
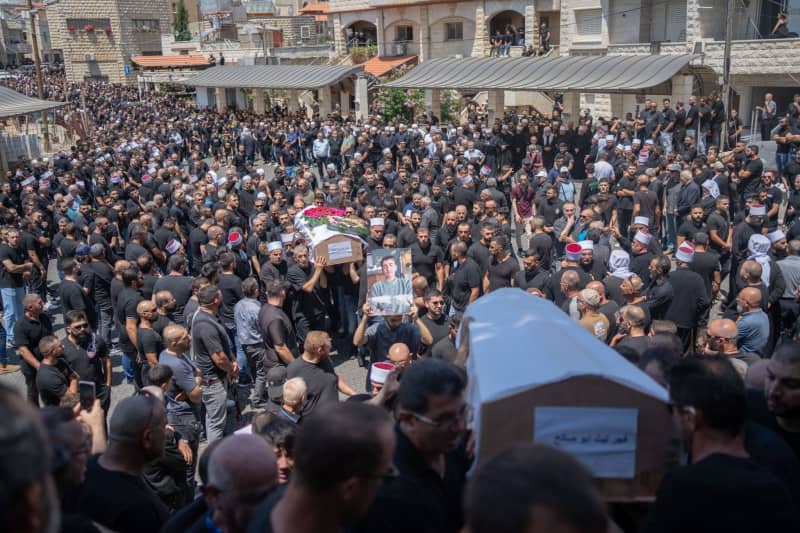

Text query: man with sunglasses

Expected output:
[419,289,449,357]
[353,358,470,533]
[63,310,112,414]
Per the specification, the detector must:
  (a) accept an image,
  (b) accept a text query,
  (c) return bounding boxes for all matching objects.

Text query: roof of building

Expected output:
[132,55,210,68]
[363,55,417,78]
[0,86,65,118]
[245,0,277,15]
[298,3,330,14]
[181,64,364,89]
[383,54,700,93]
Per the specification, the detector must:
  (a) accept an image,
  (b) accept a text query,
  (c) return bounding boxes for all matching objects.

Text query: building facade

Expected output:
[328,0,800,124]
[47,0,171,83]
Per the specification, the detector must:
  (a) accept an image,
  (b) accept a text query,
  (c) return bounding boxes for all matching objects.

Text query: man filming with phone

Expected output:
[62,309,112,413]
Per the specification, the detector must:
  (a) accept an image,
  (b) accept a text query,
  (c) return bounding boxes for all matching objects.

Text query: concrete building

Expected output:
[47,0,171,83]
[328,0,800,125]
[0,2,32,67]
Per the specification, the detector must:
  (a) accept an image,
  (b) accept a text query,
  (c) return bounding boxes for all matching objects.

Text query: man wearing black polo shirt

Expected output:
[14,294,52,405]
[82,244,115,346]
[447,241,481,314]
[192,284,237,443]
[153,254,193,325]
[115,267,145,386]
[135,300,163,388]
[258,280,298,373]
[60,258,97,331]
[410,227,444,290]
[63,310,112,413]
[419,289,449,357]
[286,245,328,344]
[677,205,708,246]
[484,235,518,293]
[514,251,551,292]
[36,336,78,406]
[737,145,764,204]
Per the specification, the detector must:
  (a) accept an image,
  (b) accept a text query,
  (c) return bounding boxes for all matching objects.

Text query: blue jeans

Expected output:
[1,286,24,344]
[0,321,6,364]
[121,351,135,382]
[777,152,790,179]
[224,323,248,383]
[666,214,677,251]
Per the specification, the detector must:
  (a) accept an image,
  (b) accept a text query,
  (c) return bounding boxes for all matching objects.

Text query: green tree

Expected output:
[173,0,191,42]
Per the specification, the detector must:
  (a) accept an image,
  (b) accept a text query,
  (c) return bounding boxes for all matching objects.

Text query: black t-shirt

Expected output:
[136,328,164,365]
[0,242,24,288]
[83,261,114,310]
[740,158,763,194]
[467,242,492,276]
[124,242,149,262]
[677,220,708,243]
[218,273,243,324]
[63,335,109,388]
[748,389,800,461]
[287,264,327,319]
[706,212,730,253]
[152,274,194,324]
[77,455,169,533]
[58,238,79,271]
[690,250,720,298]
[528,233,553,270]
[449,257,482,313]
[258,303,298,367]
[14,314,53,371]
[410,242,444,288]
[419,313,449,357]
[486,255,519,292]
[191,309,231,380]
[188,227,208,269]
[36,360,71,406]
[641,453,800,533]
[115,287,144,353]
[286,357,338,416]
[61,279,96,326]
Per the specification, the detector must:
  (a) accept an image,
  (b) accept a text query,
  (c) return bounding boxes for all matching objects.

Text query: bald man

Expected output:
[737,287,770,354]
[703,318,751,376]
[77,392,169,532]
[203,434,278,533]
[587,280,618,341]
[387,342,412,369]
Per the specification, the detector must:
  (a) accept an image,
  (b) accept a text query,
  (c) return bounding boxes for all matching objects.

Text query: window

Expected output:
[394,25,413,42]
[131,19,161,33]
[445,22,463,41]
[300,25,311,39]
[576,9,602,36]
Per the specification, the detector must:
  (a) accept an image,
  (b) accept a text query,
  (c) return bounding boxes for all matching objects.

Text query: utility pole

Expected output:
[27,0,50,152]
[720,0,734,148]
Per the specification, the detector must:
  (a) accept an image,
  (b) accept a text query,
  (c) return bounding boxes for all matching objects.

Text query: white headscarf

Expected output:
[747,234,772,287]
[609,249,633,279]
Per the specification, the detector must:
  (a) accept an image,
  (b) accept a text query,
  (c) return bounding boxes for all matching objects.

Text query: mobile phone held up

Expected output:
[79,381,96,411]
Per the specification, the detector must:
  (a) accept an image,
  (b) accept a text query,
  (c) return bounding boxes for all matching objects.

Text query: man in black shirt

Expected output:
[514,250,550,292]
[152,253,193,325]
[77,392,170,533]
[192,284,236,443]
[63,310,112,413]
[737,145,764,204]
[286,245,328,344]
[218,252,246,380]
[82,244,115,346]
[115,266,145,386]
[642,356,800,532]
[447,241,481,314]
[416,288,449,355]
[14,294,52,405]
[0,227,32,351]
[676,204,708,246]
[136,300,163,388]
[36,336,77,406]
[60,258,97,330]
[666,243,710,350]
[484,235,518,292]
[353,359,470,533]
[258,280,298,371]
[410,227,444,290]
[750,342,800,460]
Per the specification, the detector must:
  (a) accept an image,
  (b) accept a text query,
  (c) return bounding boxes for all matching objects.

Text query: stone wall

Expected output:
[703,38,800,77]
[48,0,170,84]
[268,15,321,47]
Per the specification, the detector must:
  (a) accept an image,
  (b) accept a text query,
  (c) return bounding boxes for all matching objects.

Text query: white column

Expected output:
[425,89,441,117]
[355,75,369,120]
[472,5,486,57]
[562,92,580,120]
[287,90,300,113]
[419,6,430,62]
[672,74,694,105]
[253,88,266,114]
[318,85,332,117]
[340,89,351,116]
[216,87,227,110]
[376,12,385,57]
[486,90,505,123]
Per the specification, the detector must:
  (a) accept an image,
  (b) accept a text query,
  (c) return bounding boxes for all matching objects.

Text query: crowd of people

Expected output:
[2,70,800,532]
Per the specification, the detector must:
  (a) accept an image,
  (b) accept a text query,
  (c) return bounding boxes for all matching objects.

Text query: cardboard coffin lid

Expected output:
[477,374,679,502]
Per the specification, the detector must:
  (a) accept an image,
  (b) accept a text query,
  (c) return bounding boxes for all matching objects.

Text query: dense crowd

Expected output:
[2,72,800,533]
